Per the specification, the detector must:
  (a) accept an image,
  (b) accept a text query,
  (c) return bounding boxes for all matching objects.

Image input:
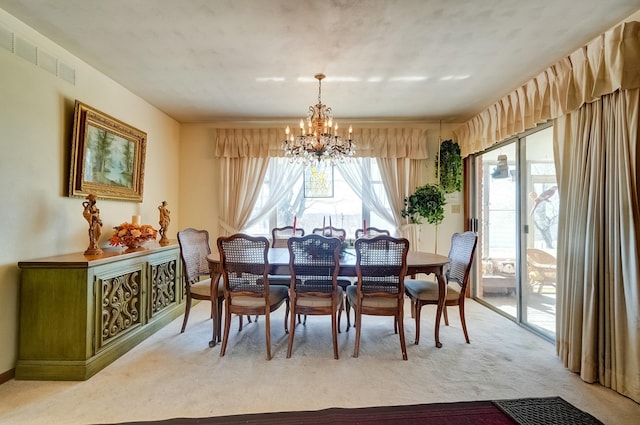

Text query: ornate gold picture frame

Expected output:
[69,100,147,201]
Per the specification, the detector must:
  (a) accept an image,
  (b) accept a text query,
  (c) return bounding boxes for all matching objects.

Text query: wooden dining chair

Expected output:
[271,226,305,248]
[312,226,347,239]
[311,226,353,330]
[347,235,410,360]
[177,228,223,342]
[404,231,478,344]
[217,233,290,360]
[287,234,344,359]
[355,227,391,239]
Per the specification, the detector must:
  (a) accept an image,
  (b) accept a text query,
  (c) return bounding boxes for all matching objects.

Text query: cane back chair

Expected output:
[405,231,477,344]
[217,234,290,360]
[347,235,410,360]
[287,235,344,359]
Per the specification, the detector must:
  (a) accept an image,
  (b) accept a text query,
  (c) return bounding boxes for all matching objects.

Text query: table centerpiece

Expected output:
[109,221,158,252]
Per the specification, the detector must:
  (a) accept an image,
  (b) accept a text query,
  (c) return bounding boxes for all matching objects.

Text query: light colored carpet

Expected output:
[0,299,638,425]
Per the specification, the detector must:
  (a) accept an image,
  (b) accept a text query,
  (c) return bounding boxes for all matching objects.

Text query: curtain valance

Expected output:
[214,127,428,159]
[454,20,640,157]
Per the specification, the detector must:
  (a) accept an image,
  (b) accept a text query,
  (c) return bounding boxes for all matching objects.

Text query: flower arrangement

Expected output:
[109,222,158,248]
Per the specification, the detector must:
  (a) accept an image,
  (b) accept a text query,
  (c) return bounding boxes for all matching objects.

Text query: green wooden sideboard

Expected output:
[16,241,185,380]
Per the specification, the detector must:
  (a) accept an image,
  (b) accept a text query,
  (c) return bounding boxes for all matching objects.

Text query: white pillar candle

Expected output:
[132,215,141,226]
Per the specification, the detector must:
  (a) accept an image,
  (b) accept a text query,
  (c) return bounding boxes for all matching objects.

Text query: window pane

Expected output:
[244,160,394,239]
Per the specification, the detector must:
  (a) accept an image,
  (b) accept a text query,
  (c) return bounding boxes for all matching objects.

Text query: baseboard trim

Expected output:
[0,368,15,385]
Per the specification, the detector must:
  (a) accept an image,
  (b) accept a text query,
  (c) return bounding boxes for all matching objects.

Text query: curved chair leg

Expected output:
[413,299,422,345]
[398,303,408,360]
[331,309,339,359]
[286,306,297,358]
[216,297,223,342]
[353,309,362,358]
[344,298,351,331]
[284,299,290,334]
[443,306,450,326]
[459,302,470,343]
[264,312,272,360]
[220,305,232,357]
[337,300,343,334]
[180,300,192,333]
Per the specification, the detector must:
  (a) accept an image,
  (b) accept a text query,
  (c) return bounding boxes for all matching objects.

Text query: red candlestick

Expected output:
[293,215,297,233]
[322,216,326,232]
[329,217,332,235]
[363,219,367,235]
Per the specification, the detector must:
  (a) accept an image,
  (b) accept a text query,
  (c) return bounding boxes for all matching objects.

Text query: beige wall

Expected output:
[0,10,181,375]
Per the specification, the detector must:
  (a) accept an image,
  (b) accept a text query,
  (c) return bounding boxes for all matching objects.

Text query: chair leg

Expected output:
[398,302,408,360]
[331,309,339,360]
[220,305,232,357]
[443,306,449,326]
[345,298,351,331]
[265,312,272,361]
[284,299,290,334]
[216,297,223,342]
[353,307,362,358]
[337,300,343,334]
[414,299,422,345]
[287,306,296,358]
[459,302,470,343]
[180,296,192,333]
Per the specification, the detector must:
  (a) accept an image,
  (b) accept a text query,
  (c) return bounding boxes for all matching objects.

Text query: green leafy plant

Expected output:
[436,139,462,194]
[401,184,446,225]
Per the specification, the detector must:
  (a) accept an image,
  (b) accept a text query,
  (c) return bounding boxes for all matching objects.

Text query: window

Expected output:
[244,158,394,239]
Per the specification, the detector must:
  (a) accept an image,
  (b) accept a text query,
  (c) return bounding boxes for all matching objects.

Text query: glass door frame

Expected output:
[466,122,554,342]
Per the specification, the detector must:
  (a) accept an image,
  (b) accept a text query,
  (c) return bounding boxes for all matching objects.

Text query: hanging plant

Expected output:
[401,184,446,225]
[436,139,462,194]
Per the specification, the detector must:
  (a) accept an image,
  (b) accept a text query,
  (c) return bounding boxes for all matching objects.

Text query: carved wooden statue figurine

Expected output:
[82,194,103,255]
[158,200,171,246]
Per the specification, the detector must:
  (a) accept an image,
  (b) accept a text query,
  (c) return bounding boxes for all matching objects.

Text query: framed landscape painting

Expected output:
[69,101,147,201]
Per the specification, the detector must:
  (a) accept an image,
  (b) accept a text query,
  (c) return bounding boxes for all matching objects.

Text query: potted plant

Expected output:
[401,183,446,225]
[436,139,462,194]
[402,183,446,253]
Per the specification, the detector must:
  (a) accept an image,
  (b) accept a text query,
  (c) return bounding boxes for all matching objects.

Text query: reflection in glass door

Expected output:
[474,144,518,317]
[522,127,557,338]
[471,125,557,340]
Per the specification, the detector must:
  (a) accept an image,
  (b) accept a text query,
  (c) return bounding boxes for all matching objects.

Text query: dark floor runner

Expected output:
[104,397,602,425]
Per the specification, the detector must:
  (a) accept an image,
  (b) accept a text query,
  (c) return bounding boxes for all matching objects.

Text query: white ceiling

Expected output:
[2,0,639,123]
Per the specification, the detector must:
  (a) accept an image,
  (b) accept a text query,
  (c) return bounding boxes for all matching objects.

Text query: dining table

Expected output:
[206,248,450,349]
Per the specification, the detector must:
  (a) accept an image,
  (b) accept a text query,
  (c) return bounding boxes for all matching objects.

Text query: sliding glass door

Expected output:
[471,125,557,339]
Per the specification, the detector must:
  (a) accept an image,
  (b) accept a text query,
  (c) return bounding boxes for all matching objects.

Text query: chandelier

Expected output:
[282,73,355,164]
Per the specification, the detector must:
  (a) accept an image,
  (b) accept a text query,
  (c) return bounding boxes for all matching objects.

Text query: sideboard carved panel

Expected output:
[99,269,142,348]
[150,258,177,318]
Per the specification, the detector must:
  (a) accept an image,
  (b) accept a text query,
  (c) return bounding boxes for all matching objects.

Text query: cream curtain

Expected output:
[217,156,270,236]
[243,158,303,230]
[336,158,396,231]
[455,21,640,158]
[554,89,640,403]
[376,158,423,249]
